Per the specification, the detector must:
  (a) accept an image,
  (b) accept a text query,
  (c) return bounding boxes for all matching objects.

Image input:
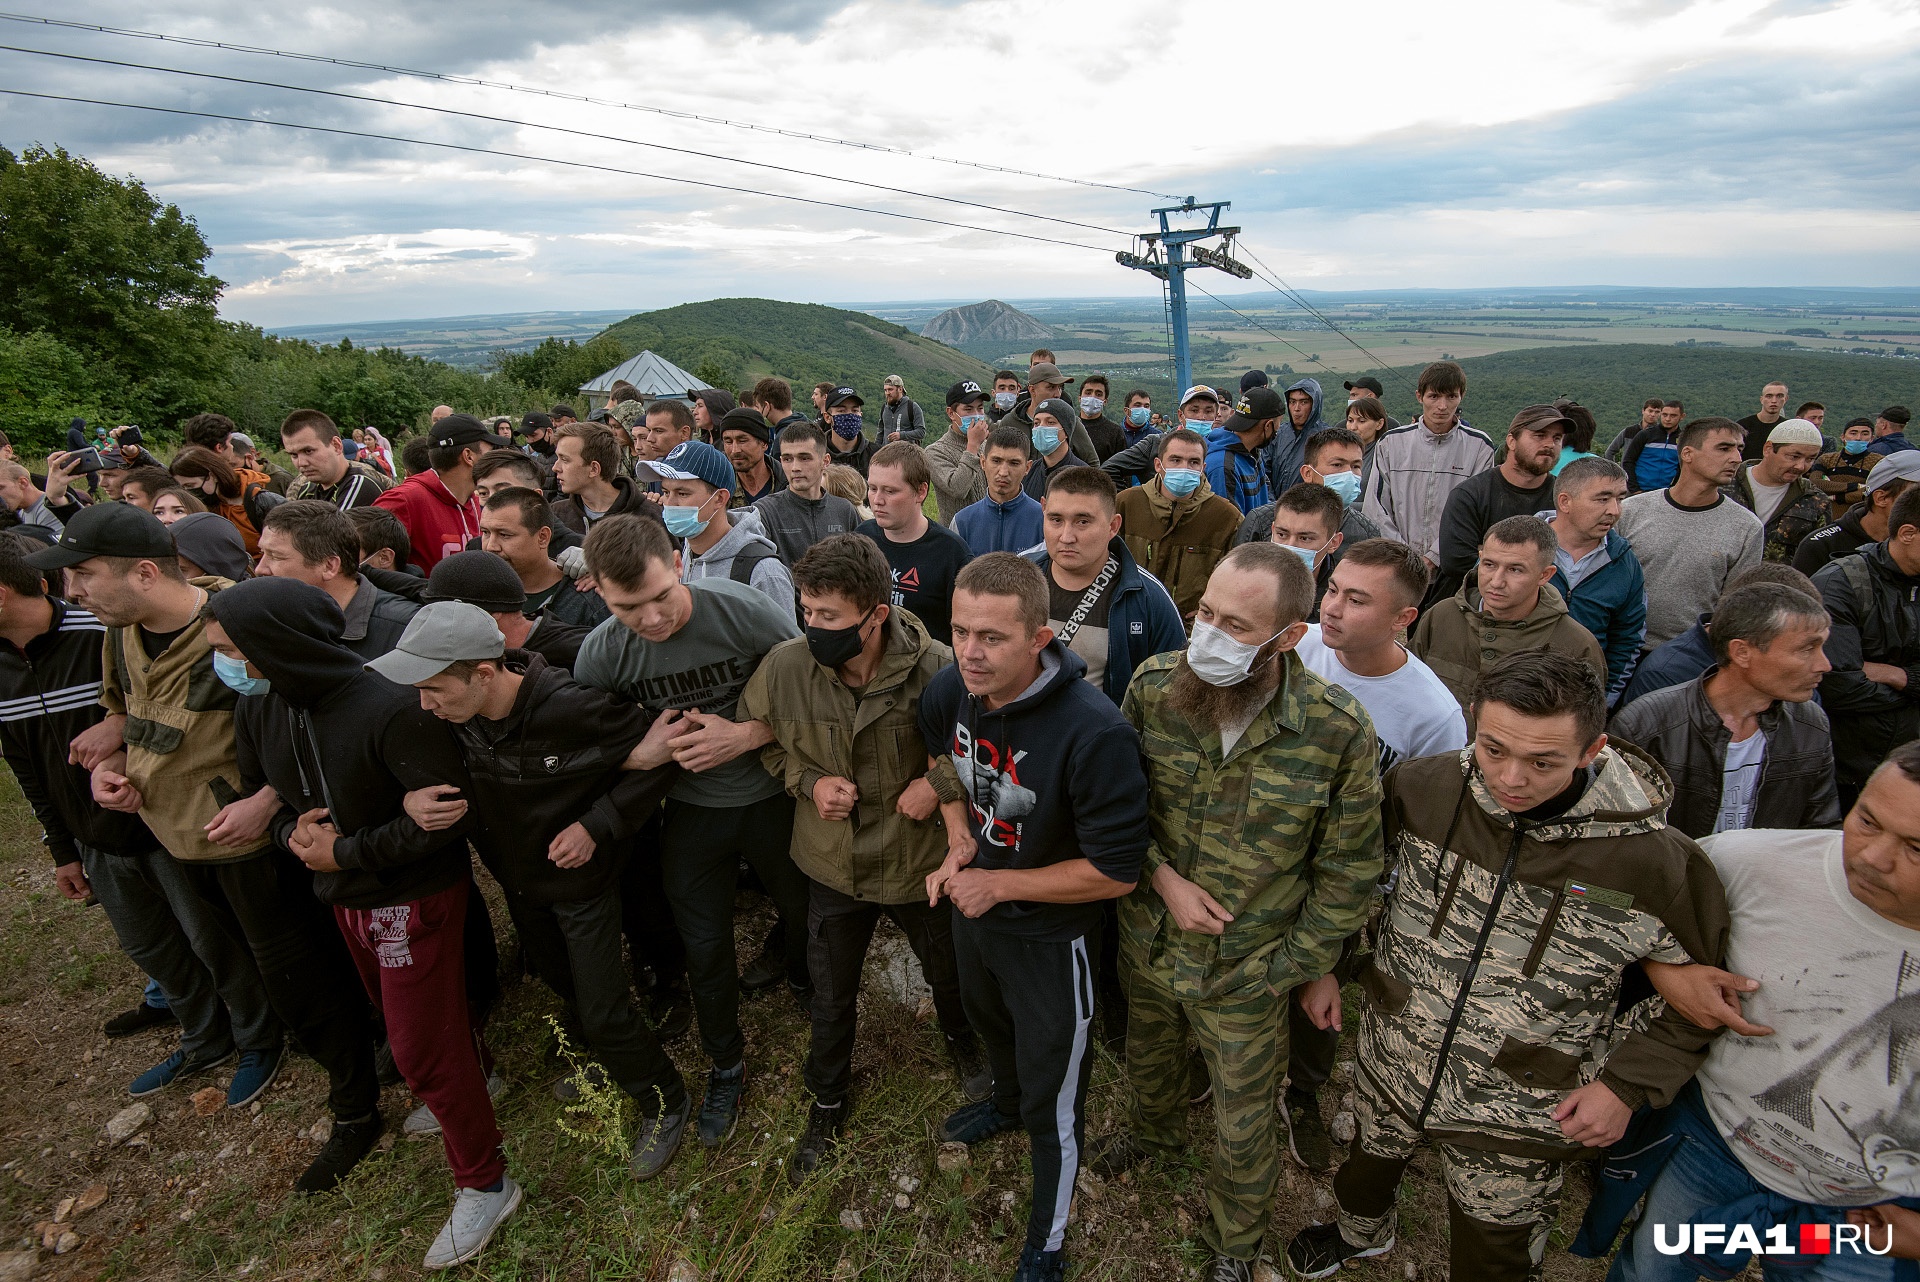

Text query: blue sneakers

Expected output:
[129,1046,234,1097]
[226,1045,283,1107]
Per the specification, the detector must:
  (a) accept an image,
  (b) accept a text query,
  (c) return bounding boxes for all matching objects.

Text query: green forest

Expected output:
[3,142,1915,455]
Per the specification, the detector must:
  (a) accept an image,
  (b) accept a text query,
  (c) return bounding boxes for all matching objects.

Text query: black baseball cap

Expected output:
[946,379,987,408]
[827,386,864,410]
[26,502,175,569]
[1344,377,1384,396]
[1239,369,1270,392]
[519,411,553,436]
[1221,386,1285,433]
[430,413,509,450]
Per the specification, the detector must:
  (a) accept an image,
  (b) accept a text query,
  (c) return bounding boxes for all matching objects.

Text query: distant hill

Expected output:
[596,298,993,402]
[1291,344,1920,449]
[920,300,1054,356]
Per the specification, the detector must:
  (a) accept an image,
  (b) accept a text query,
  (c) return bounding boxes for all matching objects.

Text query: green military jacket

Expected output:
[740,609,963,904]
[1118,649,1386,1003]
[1358,743,1731,1159]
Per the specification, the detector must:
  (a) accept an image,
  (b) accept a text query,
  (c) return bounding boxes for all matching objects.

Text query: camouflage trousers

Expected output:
[1333,1072,1563,1282]
[1122,954,1286,1260]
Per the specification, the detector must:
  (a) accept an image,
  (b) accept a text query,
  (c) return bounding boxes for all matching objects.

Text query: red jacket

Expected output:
[373,470,481,573]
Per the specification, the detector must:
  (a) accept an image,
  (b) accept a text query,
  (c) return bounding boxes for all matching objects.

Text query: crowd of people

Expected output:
[1,353,1917,1281]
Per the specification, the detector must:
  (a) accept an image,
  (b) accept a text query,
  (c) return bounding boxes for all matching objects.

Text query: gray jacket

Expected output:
[680,505,795,607]
[1360,419,1497,563]
[926,429,986,525]
[880,397,926,444]
[753,488,860,566]
[1606,670,1841,839]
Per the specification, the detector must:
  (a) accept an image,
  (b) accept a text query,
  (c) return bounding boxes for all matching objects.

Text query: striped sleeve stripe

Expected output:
[0,688,103,714]
[0,681,100,713]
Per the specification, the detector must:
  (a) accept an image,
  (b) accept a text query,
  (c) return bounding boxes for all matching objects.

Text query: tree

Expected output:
[0,145,227,383]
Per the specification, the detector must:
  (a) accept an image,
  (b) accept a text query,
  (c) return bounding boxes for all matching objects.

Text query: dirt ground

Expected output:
[0,772,1618,1281]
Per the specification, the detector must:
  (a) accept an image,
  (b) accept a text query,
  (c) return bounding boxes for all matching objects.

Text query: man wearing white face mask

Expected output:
[1115,428,1242,624]
[1094,543,1385,1282]
[1267,484,1347,622]
[1076,373,1127,462]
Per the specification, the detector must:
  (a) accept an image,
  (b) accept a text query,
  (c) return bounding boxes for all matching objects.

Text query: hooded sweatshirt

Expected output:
[1263,377,1324,497]
[680,504,795,608]
[373,469,482,574]
[1359,743,1730,1154]
[1411,580,1609,712]
[208,577,474,910]
[916,641,1149,942]
[1204,426,1276,515]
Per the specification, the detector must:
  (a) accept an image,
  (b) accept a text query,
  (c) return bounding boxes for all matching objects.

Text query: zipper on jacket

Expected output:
[1520,882,1568,979]
[1429,852,1467,940]
[1414,821,1530,1131]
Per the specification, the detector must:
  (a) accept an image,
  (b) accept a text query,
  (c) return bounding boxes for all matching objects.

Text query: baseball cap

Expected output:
[1239,370,1270,392]
[520,411,553,436]
[827,386,864,410]
[549,403,577,420]
[366,601,505,686]
[1767,418,1824,449]
[883,374,905,389]
[638,440,736,491]
[946,379,986,408]
[1509,404,1576,436]
[1220,386,1285,434]
[26,502,175,570]
[430,413,510,450]
[1178,385,1223,407]
[1027,362,1072,387]
[1867,451,1920,494]
[1344,377,1385,396]
[423,550,527,614]
[228,432,256,454]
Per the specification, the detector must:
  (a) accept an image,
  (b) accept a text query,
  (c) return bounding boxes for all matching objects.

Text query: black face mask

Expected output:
[806,607,876,669]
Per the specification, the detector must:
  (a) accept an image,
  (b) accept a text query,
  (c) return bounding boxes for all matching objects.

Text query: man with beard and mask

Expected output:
[1092,544,1385,1282]
[733,535,990,1182]
[919,552,1148,1282]
[1285,650,1729,1282]
[1262,377,1325,502]
[202,577,521,1269]
[1429,405,1571,608]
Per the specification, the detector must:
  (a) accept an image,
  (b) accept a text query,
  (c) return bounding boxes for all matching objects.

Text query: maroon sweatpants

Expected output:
[335,877,505,1190]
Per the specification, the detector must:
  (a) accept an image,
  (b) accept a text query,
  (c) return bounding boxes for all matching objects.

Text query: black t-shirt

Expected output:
[1736,414,1781,461]
[140,624,187,661]
[523,579,567,616]
[856,518,972,645]
[1047,565,1116,691]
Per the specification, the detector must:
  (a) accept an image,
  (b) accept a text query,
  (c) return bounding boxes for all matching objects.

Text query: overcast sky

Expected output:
[3,0,1916,326]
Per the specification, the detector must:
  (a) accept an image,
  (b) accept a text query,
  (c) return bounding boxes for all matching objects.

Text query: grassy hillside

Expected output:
[597,298,994,402]
[1286,345,1920,447]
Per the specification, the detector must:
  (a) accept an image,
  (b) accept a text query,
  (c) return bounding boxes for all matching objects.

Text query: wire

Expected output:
[0,43,1136,240]
[1184,279,1329,372]
[0,88,1128,255]
[1235,240,1409,388]
[0,10,1188,202]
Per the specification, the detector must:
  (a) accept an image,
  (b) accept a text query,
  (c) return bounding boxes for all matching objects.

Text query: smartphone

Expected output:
[57,447,104,473]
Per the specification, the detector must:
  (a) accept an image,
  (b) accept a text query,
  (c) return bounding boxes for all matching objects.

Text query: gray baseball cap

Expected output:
[365,601,504,685]
[1867,450,1920,494]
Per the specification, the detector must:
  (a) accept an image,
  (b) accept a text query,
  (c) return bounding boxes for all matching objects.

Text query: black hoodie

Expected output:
[449,651,677,904]
[208,577,474,910]
[916,640,1148,941]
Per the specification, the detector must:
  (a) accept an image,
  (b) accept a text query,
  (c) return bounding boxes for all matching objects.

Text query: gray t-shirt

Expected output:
[573,577,801,807]
[1697,828,1920,1206]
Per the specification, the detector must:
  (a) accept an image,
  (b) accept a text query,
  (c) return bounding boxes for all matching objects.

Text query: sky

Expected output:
[2,0,1917,326]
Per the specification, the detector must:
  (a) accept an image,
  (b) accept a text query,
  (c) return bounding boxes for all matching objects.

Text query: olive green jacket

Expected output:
[1412,581,1607,712]
[740,609,963,903]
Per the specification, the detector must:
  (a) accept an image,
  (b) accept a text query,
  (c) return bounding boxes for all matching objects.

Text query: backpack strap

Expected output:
[728,543,777,585]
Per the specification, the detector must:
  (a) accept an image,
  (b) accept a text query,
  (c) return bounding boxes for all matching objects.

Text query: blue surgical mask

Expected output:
[1283,542,1320,573]
[1319,470,1363,505]
[993,391,1017,411]
[1162,467,1202,497]
[959,413,985,435]
[1844,439,1871,455]
[831,413,863,441]
[1079,395,1105,418]
[1127,407,1152,428]
[663,497,711,538]
[212,651,269,697]
[1184,418,1211,434]
[1032,425,1061,456]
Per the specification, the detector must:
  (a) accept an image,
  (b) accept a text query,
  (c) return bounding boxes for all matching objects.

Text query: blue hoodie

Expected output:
[1205,426,1275,515]
[1264,377,1324,498]
[953,490,1044,556]
[916,640,1149,942]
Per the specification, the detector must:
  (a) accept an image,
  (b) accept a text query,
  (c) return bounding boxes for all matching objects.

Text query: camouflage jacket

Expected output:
[1357,742,1730,1159]
[1118,650,1385,1003]
[1727,464,1831,564]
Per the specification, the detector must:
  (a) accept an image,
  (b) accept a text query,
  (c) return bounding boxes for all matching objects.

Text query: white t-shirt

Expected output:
[1712,731,1766,834]
[1295,625,1469,773]
[1747,477,1789,526]
[1697,829,1920,1206]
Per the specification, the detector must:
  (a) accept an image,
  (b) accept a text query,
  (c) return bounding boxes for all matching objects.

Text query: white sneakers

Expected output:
[422,1175,523,1270]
